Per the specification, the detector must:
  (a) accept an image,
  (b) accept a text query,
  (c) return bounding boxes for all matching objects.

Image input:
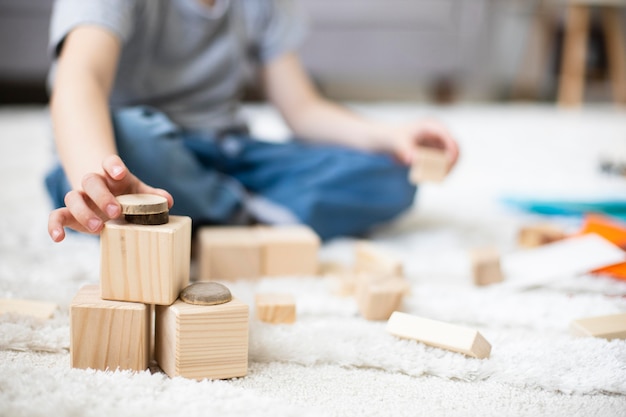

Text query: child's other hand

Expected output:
[48,155,173,242]
[390,120,459,172]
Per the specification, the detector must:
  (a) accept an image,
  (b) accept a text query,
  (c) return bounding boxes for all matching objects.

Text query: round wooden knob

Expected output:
[180,282,232,306]
[116,194,168,215]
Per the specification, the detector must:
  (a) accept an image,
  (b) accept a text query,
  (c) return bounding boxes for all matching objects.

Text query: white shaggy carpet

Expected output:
[1,104,626,417]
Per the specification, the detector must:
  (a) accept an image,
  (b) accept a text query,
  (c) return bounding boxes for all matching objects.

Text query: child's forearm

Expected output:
[51,75,117,190]
[287,97,394,152]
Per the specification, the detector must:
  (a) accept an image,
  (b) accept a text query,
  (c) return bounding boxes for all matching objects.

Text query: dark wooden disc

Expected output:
[124,211,169,225]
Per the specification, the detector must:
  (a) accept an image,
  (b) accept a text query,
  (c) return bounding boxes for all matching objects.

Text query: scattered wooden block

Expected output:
[258,225,320,276]
[155,298,249,380]
[100,215,191,305]
[386,311,491,359]
[197,227,262,281]
[570,313,626,340]
[70,285,150,371]
[470,247,504,286]
[328,271,359,297]
[318,261,351,276]
[409,146,448,184]
[255,293,296,324]
[518,223,567,248]
[355,242,404,276]
[0,298,58,319]
[356,279,409,321]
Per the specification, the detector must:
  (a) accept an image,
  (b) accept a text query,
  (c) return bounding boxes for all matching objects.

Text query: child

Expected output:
[46,0,459,242]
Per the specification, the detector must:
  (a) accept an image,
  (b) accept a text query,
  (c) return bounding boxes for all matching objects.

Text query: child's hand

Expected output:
[48,155,173,242]
[389,120,459,172]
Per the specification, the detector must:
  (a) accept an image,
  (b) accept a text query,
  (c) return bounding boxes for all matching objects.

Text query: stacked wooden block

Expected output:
[69,194,249,379]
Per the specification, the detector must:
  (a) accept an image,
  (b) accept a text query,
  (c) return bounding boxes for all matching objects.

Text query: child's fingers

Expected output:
[102,154,127,181]
[48,207,91,242]
[81,172,121,219]
[64,189,105,234]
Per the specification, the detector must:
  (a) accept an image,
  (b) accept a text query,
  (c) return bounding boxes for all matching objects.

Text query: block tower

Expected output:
[69,194,249,379]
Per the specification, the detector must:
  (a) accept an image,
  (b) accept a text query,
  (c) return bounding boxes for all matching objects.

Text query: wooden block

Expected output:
[355,241,404,276]
[100,215,191,305]
[155,298,249,380]
[518,224,567,248]
[356,279,408,321]
[197,227,262,281]
[470,247,504,286]
[257,225,320,276]
[328,271,358,297]
[70,285,150,371]
[255,293,296,324]
[386,311,491,359]
[0,299,58,319]
[409,146,448,184]
[570,313,626,340]
[318,261,351,276]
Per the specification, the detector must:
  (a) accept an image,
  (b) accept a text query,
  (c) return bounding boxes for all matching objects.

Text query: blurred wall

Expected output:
[0,0,624,103]
[0,0,52,102]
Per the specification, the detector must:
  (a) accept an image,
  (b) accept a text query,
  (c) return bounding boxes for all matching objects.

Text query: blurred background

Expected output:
[0,0,625,105]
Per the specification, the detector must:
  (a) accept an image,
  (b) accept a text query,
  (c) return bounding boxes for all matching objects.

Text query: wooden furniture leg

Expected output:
[558,4,591,107]
[601,7,626,105]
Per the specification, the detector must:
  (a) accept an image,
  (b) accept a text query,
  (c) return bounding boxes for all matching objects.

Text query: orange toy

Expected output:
[579,214,626,280]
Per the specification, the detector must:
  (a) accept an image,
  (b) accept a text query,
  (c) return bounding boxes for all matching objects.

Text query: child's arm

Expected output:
[262,53,459,169]
[48,26,172,242]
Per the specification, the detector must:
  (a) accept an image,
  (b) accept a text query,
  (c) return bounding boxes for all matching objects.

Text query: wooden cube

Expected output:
[70,285,150,371]
[570,313,626,340]
[387,311,491,359]
[197,227,262,281]
[257,226,320,276]
[518,224,567,248]
[100,215,191,305]
[470,247,504,286]
[409,147,448,184]
[355,242,404,276]
[155,298,248,380]
[356,278,409,321]
[255,293,296,324]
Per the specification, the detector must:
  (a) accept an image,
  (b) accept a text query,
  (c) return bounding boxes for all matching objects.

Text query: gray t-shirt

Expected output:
[49,0,306,132]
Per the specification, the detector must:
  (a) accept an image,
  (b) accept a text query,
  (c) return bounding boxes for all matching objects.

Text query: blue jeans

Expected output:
[45,107,417,240]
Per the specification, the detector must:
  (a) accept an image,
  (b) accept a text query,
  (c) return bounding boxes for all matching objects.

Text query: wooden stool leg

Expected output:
[511,4,556,100]
[558,5,590,107]
[601,7,626,105]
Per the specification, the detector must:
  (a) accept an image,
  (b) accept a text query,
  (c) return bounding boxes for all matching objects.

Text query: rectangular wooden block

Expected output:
[258,225,320,276]
[197,227,262,281]
[409,146,448,184]
[0,298,58,319]
[518,224,567,248]
[155,298,249,380]
[470,247,504,286]
[355,241,404,277]
[70,285,150,371]
[101,215,191,305]
[356,279,408,321]
[256,293,296,324]
[570,313,626,340]
[386,311,491,359]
